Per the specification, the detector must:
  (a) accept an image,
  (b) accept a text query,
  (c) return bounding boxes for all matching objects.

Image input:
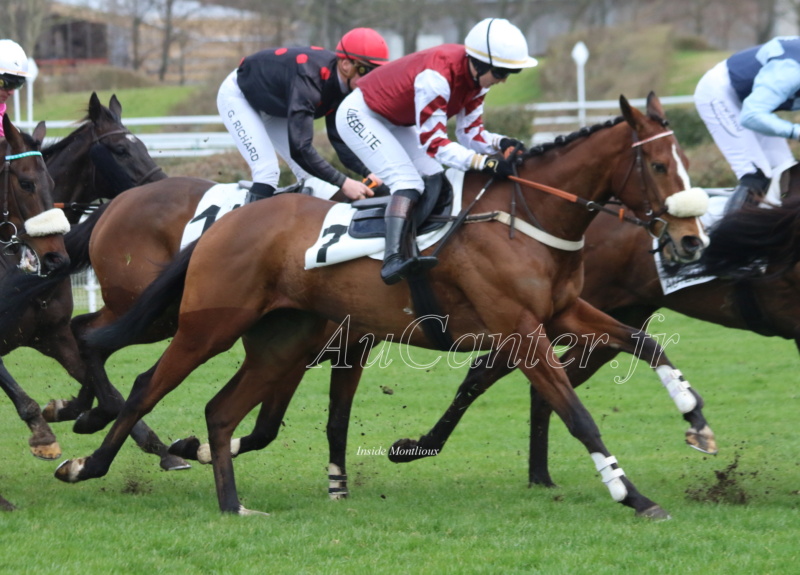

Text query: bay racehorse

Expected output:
[57,94,710,518]
[0,114,71,509]
[380,195,800,487]
[0,94,186,472]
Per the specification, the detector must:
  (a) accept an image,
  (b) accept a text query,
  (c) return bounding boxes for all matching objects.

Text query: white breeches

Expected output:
[217,70,336,198]
[335,88,442,193]
[694,61,794,179]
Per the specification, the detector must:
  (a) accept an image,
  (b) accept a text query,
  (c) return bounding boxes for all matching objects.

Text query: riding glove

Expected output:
[482,157,515,178]
[498,137,527,154]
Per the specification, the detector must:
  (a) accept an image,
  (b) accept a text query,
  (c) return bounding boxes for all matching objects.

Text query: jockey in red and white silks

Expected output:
[336,18,537,285]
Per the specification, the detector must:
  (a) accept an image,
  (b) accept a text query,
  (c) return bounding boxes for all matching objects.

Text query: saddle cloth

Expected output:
[179,182,246,251]
[303,170,464,269]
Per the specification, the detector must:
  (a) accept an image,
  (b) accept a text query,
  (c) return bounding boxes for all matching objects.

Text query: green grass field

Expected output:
[0,310,797,574]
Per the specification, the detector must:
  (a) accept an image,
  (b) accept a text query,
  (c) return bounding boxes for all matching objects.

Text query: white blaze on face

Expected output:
[672,144,692,191]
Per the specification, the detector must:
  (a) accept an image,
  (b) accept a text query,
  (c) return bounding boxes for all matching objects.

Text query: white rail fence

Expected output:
[55,94,694,311]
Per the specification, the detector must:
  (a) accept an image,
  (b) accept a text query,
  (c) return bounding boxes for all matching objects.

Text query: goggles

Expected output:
[490,67,520,80]
[353,60,377,77]
[0,75,25,91]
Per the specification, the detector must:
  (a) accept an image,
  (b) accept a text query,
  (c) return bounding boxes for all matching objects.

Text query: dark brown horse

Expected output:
[0,94,186,473]
[58,94,709,519]
[0,114,71,509]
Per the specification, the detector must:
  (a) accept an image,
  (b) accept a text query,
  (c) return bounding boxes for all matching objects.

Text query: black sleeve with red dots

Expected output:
[237,47,356,188]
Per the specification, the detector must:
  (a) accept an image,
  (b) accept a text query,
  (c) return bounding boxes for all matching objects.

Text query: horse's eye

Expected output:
[114,145,130,157]
[18,179,35,193]
[651,162,667,174]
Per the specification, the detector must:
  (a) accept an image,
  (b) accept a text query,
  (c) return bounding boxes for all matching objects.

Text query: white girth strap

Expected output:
[484,211,585,251]
[590,452,628,502]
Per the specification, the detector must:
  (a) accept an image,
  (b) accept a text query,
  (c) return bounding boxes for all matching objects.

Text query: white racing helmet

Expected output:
[465,18,538,70]
[0,39,29,76]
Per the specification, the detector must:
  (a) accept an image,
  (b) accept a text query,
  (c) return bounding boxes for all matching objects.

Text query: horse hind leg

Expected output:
[0,360,61,460]
[389,350,515,464]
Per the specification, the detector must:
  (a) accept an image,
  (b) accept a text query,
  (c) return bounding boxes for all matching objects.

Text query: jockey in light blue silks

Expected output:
[695,36,800,213]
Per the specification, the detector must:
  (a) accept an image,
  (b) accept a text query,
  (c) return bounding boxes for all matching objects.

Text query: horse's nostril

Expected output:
[681,236,703,254]
[44,252,70,272]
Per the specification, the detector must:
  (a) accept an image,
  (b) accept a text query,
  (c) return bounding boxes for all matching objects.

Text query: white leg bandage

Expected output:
[197,437,240,465]
[656,366,697,414]
[328,462,348,500]
[591,453,628,502]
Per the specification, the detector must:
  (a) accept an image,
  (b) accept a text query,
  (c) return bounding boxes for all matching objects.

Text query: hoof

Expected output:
[42,399,64,422]
[160,454,192,472]
[54,458,86,483]
[686,425,717,455]
[237,505,270,516]
[31,441,62,461]
[635,505,671,521]
[388,438,440,463]
[168,437,201,461]
[528,476,557,489]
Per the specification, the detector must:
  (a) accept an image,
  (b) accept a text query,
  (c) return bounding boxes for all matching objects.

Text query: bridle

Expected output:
[0,150,41,250]
[90,126,165,187]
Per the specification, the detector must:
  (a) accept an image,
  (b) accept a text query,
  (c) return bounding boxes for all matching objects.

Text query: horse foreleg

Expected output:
[554,300,716,454]
[389,349,515,463]
[517,314,668,519]
[0,358,61,460]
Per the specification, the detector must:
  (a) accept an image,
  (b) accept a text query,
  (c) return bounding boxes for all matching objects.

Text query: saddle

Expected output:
[347,173,453,239]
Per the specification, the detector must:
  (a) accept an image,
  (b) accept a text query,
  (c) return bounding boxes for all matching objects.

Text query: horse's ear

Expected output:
[2,114,22,149]
[109,94,122,121]
[89,92,102,122]
[619,95,641,129]
[645,91,665,120]
[32,121,47,146]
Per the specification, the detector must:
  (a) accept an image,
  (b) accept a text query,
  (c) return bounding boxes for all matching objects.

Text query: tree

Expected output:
[0,0,52,55]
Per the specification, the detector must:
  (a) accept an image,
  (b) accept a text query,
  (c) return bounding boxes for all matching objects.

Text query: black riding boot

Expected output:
[724,170,770,214]
[381,190,438,285]
[245,182,276,204]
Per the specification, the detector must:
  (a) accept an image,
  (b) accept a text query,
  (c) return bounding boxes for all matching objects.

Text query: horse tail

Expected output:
[683,198,800,280]
[64,203,110,273]
[86,240,197,351]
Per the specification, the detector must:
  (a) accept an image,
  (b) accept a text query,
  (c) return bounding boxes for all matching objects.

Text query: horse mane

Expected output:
[681,197,800,281]
[522,117,626,159]
[41,121,90,157]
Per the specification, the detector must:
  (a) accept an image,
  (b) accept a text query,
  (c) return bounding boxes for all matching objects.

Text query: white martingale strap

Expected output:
[24,208,71,237]
[590,452,628,502]
[656,365,697,414]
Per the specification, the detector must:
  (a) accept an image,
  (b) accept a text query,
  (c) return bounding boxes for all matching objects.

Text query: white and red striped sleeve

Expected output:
[455,90,503,155]
[413,69,478,171]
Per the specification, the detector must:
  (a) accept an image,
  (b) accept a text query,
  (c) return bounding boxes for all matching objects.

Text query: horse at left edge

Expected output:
[0,114,71,509]
[0,93,189,479]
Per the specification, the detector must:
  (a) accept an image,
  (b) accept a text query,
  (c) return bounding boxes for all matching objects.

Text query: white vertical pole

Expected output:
[86,269,98,313]
[571,42,590,128]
